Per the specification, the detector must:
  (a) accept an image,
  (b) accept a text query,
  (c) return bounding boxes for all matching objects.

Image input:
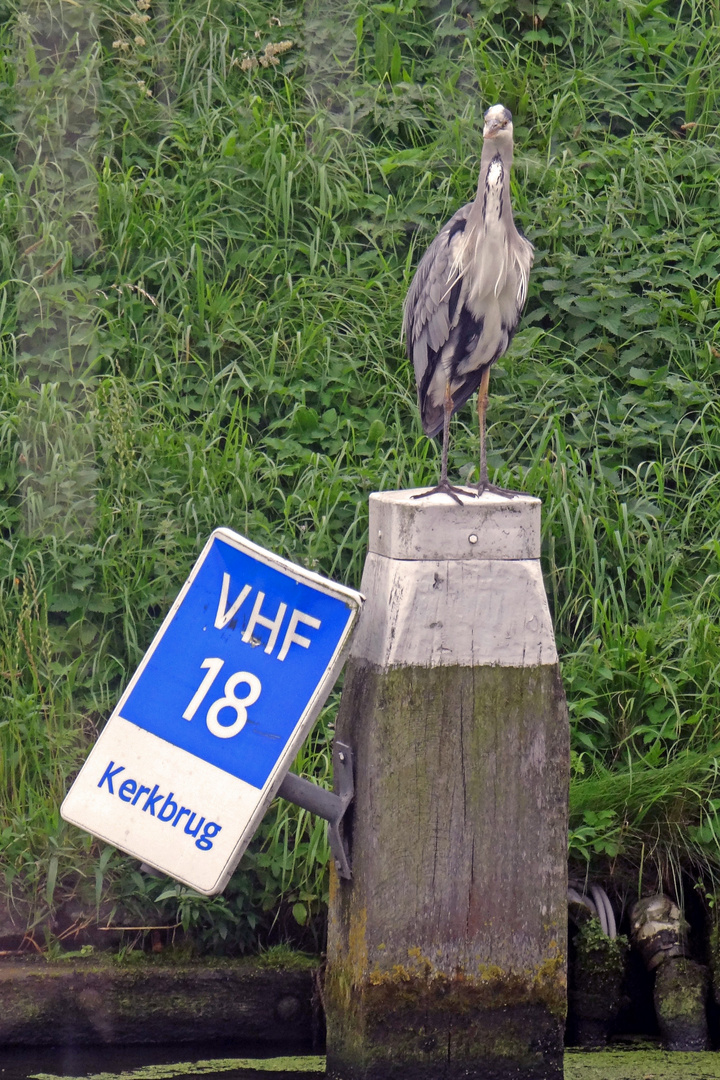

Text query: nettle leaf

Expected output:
[367,418,386,444]
[292,406,319,433]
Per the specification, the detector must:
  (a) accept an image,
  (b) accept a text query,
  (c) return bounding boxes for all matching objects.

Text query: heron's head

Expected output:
[483,104,513,140]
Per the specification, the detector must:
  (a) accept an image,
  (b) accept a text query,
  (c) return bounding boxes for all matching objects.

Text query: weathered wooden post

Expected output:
[325,490,569,1080]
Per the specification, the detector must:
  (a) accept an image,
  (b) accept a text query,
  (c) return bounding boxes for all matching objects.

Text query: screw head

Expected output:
[468,533,478,544]
[338,751,345,762]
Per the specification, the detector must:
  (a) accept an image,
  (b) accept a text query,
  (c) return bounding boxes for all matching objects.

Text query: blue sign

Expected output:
[119,531,359,790]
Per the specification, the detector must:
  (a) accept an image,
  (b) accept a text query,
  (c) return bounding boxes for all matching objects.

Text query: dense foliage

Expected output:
[1,0,720,952]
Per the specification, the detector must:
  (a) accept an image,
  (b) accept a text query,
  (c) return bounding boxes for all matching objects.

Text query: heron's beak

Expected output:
[483,119,506,138]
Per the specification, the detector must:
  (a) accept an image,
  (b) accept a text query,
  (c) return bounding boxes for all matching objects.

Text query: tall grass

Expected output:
[1,0,720,949]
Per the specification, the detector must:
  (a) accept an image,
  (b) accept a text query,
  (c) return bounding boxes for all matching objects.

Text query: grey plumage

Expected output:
[402,104,534,500]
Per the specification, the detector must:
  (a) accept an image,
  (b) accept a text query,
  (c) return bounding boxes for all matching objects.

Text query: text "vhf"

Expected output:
[214,573,321,661]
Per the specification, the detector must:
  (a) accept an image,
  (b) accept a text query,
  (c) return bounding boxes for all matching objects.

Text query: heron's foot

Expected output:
[476,479,523,499]
[412,481,477,505]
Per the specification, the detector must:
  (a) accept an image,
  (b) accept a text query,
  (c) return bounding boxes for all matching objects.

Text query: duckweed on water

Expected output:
[26,1053,720,1080]
[565,1049,720,1080]
[29,1058,325,1080]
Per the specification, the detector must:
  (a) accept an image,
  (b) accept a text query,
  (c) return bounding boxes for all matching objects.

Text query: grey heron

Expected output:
[402,104,534,503]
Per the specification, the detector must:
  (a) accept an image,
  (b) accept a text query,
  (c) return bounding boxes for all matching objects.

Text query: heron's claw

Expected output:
[476,481,522,499]
[412,481,477,505]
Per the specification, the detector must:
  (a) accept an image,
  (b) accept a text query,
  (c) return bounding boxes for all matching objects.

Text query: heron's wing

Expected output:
[401,204,473,433]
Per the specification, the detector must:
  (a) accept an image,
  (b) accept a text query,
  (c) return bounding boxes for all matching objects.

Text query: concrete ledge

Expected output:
[0,959,317,1047]
[369,489,541,562]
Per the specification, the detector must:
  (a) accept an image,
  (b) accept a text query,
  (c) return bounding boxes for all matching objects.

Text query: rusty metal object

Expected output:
[630,894,689,971]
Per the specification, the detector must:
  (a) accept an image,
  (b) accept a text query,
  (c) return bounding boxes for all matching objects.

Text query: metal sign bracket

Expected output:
[277,741,354,879]
[141,742,354,884]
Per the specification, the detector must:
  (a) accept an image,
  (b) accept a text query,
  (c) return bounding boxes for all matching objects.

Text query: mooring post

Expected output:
[325,489,569,1080]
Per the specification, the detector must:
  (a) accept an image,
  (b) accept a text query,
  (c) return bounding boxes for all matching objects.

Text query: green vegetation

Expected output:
[1,0,720,951]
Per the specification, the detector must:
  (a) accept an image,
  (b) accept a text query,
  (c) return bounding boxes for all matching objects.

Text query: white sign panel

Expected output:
[61,528,363,895]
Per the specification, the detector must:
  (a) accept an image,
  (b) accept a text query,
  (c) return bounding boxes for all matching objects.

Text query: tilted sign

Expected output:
[61,528,363,895]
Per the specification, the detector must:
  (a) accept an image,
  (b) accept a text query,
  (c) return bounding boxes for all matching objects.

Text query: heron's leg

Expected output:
[413,382,475,505]
[476,367,521,498]
[438,382,453,486]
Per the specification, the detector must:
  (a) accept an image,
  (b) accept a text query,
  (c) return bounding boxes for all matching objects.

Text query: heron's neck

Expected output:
[449,133,514,279]
[469,134,513,229]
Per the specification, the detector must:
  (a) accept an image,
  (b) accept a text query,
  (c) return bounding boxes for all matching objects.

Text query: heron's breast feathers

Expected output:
[511,233,534,309]
[482,154,505,226]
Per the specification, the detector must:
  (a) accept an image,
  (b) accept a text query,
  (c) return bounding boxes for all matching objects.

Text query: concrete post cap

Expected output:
[369,489,541,561]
